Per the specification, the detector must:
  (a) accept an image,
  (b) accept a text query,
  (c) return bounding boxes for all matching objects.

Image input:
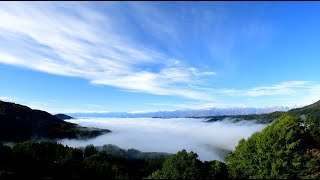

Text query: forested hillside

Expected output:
[288,100,320,118]
[0,100,110,142]
[226,113,320,179]
[54,113,74,120]
[0,141,227,179]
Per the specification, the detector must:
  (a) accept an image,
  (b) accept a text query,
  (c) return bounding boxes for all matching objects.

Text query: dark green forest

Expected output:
[0,140,228,179]
[0,100,320,179]
[0,101,110,142]
[54,113,74,120]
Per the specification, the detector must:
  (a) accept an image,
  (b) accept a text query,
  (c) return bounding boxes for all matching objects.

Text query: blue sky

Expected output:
[1,1,320,113]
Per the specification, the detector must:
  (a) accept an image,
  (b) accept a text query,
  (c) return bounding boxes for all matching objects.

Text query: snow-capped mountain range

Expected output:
[68,106,290,118]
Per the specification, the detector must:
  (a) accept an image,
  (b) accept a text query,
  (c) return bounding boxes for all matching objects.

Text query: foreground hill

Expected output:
[0,100,110,142]
[225,112,320,179]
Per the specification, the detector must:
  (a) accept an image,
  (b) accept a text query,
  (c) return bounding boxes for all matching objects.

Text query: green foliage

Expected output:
[148,149,202,179]
[203,160,228,179]
[289,100,320,119]
[147,149,228,179]
[84,144,97,158]
[0,141,167,179]
[206,111,286,124]
[304,149,320,179]
[300,114,320,179]
[65,147,83,162]
[225,114,316,179]
[304,113,320,147]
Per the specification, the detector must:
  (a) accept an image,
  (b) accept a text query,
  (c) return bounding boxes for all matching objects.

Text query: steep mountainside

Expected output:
[0,100,110,142]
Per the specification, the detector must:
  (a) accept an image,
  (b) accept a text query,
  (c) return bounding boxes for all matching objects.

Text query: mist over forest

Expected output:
[59,117,266,161]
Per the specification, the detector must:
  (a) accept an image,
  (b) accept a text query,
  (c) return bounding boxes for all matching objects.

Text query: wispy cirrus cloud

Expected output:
[0,2,216,101]
[146,80,320,111]
[214,81,320,107]
[1,2,319,111]
[217,81,311,97]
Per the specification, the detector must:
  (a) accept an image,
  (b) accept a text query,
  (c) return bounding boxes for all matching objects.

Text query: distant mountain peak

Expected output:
[68,106,290,118]
[54,113,74,120]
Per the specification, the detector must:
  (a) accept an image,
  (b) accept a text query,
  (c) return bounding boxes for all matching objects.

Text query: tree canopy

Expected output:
[225,113,319,179]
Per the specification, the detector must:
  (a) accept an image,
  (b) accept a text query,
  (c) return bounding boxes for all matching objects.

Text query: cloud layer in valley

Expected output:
[58,117,266,161]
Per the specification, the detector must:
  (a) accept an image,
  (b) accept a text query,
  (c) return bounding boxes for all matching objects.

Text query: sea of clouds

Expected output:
[59,118,266,161]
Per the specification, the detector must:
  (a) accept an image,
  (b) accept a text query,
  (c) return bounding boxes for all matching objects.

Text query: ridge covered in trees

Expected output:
[288,100,320,118]
[54,113,74,120]
[207,100,320,124]
[0,100,110,142]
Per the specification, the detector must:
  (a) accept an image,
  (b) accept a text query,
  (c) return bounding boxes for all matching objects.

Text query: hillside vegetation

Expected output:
[0,100,110,142]
[226,113,320,179]
[54,113,74,120]
[288,100,320,118]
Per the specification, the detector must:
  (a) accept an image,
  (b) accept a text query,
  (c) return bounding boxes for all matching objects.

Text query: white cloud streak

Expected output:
[0,2,319,109]
[0,2,216,101]
[146,80,320,111]
[214,81,320,107]
[217,81,313,97]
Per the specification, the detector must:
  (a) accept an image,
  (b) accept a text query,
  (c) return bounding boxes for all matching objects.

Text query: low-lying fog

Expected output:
[59,118,267,161]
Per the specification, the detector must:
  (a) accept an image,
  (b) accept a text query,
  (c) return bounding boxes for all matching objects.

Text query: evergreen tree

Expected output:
[148,149,202,179]
[84,144,97,158]
[226,114,311,179]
